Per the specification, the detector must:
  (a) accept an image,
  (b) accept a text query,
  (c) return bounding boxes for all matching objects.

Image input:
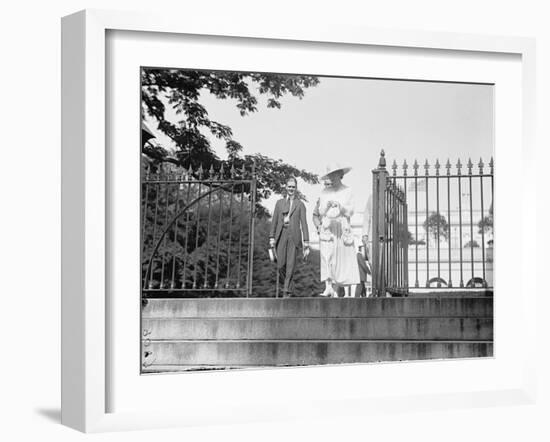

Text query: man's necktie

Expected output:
[284,197,292,225]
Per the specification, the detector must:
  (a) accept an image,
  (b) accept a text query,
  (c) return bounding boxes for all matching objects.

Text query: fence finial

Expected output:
[230,163,236,179]
[402,159,408,176]
[489,157,494,174]
[391,159,397,176]
[219,163,225,178]
[445,159,451,175]
[456,158,462,176]
[413,159,419,176]
[478,158,484,174]
[424,159,430,176]
[378,150,386,169]
[435,159,441,176]
[467,158,473,175]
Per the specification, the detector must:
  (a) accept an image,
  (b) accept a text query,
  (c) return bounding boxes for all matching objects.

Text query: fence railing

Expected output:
[372,151,409,297]
[141,162,256,297]
[390,153,494,290]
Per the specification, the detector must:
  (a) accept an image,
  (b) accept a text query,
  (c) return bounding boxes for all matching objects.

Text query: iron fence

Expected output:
[141,162,256,297]
[390,153,494,290]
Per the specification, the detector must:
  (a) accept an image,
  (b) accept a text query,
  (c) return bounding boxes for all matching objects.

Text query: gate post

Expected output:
[246,162,257,298]
[372,150,388,297]
[403,197,409,296]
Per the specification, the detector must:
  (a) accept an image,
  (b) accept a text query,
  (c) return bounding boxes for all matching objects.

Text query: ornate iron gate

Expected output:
[372,149,494,294]
[372,151,409,297]
[141,162,256,297]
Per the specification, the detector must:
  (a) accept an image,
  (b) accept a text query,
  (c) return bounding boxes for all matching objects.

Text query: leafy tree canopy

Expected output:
[423,212,449,242]
[141,68,321,215]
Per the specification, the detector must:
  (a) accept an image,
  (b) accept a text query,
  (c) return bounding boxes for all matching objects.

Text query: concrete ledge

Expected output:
[143,317,493,340]
[143,297,493,318]
[142,340,493,369]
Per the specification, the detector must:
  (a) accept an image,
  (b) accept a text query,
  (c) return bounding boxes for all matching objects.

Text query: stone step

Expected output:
[142,297,493,319]
[409,291,493,297]
[141,340,493,371]
[142,317,492,340]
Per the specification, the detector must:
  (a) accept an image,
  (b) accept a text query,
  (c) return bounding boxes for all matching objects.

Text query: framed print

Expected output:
[138,68,496,373]
[61,9,537,433]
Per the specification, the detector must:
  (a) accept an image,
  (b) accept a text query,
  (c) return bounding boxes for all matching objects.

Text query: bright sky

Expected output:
[145,74,494,242]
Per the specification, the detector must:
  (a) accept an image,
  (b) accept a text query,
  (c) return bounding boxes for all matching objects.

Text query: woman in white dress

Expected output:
[313,164,360,297]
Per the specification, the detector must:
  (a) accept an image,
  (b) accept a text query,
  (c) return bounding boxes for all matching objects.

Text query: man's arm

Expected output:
[300,201,309,244]
[269,201,279,245]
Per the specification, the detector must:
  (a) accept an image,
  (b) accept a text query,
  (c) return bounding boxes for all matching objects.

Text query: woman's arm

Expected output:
[312,198,322,232]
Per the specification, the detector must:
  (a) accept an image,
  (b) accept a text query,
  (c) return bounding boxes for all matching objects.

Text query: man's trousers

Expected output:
[276,227,299,296]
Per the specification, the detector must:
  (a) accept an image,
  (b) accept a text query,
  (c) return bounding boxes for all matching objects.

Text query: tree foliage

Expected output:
[423,212,449,242]
[407,230,425,245]
[142,183,254,292]
[141,68,321,215]
[478,202,493,235]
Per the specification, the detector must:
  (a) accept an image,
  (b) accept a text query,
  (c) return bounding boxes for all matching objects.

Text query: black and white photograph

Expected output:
[140,67,494,373]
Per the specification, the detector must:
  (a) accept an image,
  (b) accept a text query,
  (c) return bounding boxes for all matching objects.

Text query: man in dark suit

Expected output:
[269,177,310,297]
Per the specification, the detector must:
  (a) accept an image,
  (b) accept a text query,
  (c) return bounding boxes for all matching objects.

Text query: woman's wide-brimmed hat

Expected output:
[321,163,352,180]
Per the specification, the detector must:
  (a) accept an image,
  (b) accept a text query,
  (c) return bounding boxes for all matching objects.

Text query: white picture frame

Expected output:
[61,9,537,433]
